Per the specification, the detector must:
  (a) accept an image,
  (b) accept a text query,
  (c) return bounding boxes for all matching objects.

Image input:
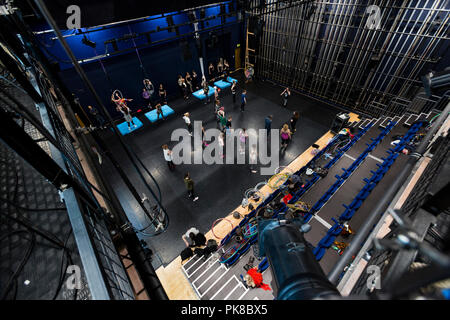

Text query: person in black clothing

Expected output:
[184,172,199,201]
[158,84,167,104]
[290,111,300,134]
[208,63,215,79]
[281,87,291,107]
[231,80,237,103]
[88,105,106,129]
[202,77,210,104]
[192,70,199,90]
[182,228,206,247]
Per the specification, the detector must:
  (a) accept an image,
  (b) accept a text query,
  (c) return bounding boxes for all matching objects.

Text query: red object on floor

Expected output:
[247,268,271,291]
[283,194,293,204]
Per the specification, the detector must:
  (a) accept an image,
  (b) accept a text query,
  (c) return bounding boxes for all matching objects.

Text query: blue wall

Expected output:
[34,1,243,118]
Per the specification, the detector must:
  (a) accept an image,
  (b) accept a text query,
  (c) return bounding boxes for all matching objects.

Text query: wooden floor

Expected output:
[156,113,360,300]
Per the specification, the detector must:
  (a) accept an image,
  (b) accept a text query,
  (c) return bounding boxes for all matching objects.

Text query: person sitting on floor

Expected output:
[182,227,206,248]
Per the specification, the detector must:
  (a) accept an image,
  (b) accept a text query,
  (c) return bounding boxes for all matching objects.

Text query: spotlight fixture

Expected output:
[81,35,96,48]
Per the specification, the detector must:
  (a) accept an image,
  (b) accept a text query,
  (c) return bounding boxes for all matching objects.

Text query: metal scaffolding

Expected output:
[250,0,450,117]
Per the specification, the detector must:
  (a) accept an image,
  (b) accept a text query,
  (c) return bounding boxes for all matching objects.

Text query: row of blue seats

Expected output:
[219,133,346,247]
[312,121,422,261]
[305,121,396,225]
[310,121,398,260]
[218,124,374,265]
[339,121,424,222]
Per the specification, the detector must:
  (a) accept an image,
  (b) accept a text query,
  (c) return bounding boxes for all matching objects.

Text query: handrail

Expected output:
[328,96,450,284]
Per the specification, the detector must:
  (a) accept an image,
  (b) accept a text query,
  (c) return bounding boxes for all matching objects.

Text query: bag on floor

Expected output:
[181,247,193,261]
[194,233,207,246]
[194,247,205,257]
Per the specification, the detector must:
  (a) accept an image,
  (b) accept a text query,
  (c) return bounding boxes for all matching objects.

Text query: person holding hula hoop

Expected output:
[112,90,136,130]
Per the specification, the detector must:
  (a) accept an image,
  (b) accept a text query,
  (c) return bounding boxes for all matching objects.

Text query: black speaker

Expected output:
[330,112,350,134]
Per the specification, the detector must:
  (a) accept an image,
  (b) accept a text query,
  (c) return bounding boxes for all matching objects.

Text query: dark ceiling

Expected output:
[19,0,225,29]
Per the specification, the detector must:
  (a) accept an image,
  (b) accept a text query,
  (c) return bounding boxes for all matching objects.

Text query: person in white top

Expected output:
[162,144,175,171]
[183,112,193,135]
[249,144,257,173]
[239,128,248,155]
[218,132,225,159]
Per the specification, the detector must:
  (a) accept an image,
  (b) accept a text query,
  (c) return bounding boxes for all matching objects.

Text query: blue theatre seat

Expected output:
[226,76,238,83]
[144,105,175,123]
[116,117,143,135]
[214,80,231,89]
[192,86,215,100]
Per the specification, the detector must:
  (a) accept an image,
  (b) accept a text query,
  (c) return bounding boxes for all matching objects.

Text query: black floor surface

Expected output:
[94,78,337,268]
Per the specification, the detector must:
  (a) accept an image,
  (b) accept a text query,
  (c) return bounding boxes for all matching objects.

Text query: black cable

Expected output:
[0,229,36,300]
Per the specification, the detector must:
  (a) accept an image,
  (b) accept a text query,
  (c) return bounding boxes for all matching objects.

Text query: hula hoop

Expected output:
[211,217,234,240]
[267,173,290,189]
[242,218,258,239]
[113,89,123,99]
[274,166,294,176]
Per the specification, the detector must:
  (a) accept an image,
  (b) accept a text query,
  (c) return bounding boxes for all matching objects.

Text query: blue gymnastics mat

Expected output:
[116,117,143,135]
[192,86,215,100]
[144,105,175,123]
[214,80,231,89]
[226,76,238,83]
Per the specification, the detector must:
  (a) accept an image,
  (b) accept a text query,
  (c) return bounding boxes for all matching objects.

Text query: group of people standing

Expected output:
[208,57,230,80]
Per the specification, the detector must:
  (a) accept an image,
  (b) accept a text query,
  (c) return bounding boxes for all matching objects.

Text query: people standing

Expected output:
[184,173,199,201]
[249,144,258,173]
[218,131,225,159]
[181,79,189,100]
[280,87,291,107]
[201,125,208,149]
[290,111,300,134]
[214,86,220,101]
[162,144,175,171]
[218,108,227,131]
[158,84,167,104]
[183,112,193,136]
[223,59,230,78]
[202,77,210,104]
[217,58,224,76]
[192,70,199,90]
[231,80,237,103]
[208,63,215,79]
[185,72,193,93]
[111,92,135,130]
[88,105,106,129]
[239,128,248,155]
[265,115,273,135]
[143,79,154,106]
[177,75,185,97]
[280,124,292,149]
[225,116,232,132]
[142,88,152,108]
[156,103,165,120]
[241,90,247,112]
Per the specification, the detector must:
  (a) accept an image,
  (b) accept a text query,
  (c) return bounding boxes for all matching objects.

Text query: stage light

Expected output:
[81,35,96,48]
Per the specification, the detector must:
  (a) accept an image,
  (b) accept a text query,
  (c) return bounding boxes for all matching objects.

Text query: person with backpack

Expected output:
[184,172,199,201]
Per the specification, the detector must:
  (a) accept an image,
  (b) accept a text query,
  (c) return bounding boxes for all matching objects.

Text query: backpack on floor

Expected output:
[181,247,193,261]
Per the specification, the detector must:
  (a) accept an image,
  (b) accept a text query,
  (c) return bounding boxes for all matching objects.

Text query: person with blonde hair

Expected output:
[183,112,193,135]
[280,123,291,149]
[162,144,175,171]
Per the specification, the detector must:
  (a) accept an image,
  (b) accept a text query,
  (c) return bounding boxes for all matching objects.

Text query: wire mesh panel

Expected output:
[0,140,92,300]
[252,0,450,117]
